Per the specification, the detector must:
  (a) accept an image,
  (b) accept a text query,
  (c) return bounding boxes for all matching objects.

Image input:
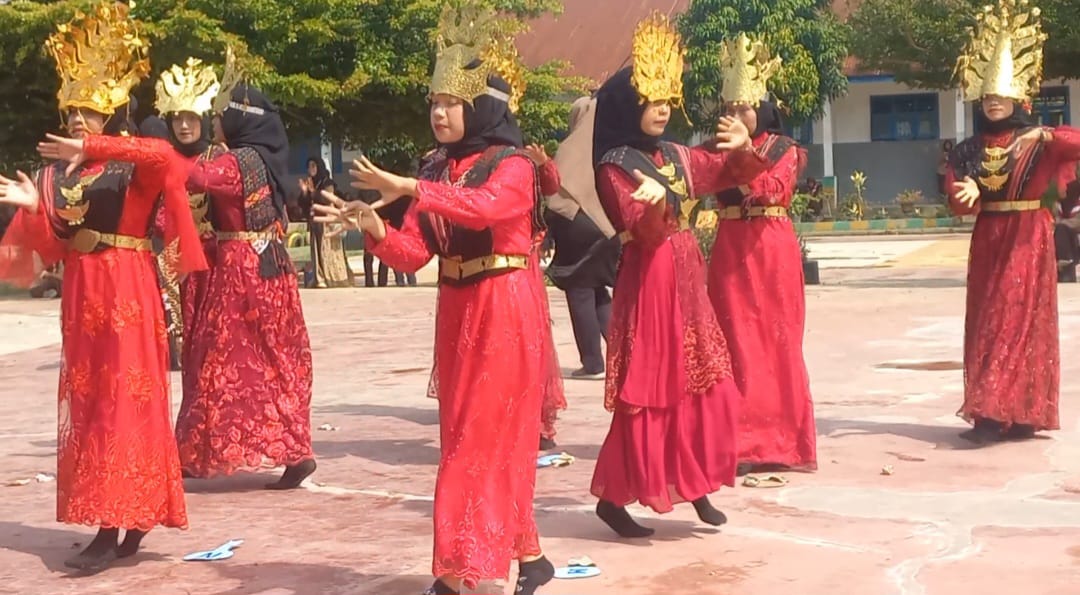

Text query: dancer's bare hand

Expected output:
[953,176,980,208]
[523,144,550,165]
[714,116,752,153]
[0,171,39,212]
[312,189,386,241]
[350,156,417,209]
[37,134,86,176]
[630,169,666,205]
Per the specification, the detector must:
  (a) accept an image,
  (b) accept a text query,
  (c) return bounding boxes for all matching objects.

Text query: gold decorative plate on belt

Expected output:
[981,200,1041,212]
[440,254,528,280]
[717,205,789,219]
[69,229,152,253]
[619,216,691,245]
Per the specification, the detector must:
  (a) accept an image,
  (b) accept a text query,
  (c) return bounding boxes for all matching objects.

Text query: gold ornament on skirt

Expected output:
[720,33,782,107]
[429,5,527,113]
[630,13,684,107]
[955,0,1046,102]
[156,58,220,116]
[45,1,150,115]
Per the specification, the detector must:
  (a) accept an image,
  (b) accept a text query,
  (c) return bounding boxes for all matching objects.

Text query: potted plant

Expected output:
[896,189,923,217]
[798,231,820,285]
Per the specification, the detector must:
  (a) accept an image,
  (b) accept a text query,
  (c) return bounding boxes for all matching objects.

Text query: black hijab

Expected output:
[163,113,212,158]
[974,100,1036,135]
[592,67,660,166]
[752,100,785,138]
[306,157,333,191]
[103,96,138,136]
[221,83,289,215]
[442,75,524,159]
[139,115,170,140]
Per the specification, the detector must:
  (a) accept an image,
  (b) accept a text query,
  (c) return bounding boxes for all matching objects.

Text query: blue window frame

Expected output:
[1032,86,1070,126]
[290,137,345,174]
[870,93,940,141]
[783,120,814,145]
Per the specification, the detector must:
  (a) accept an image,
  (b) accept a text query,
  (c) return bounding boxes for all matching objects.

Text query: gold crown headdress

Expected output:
[212,47,247,115]
[156,58,220,116]
[956,0,1046,102]
[45,1,150,115]
[720,33,782,107]
[429,5,527,113]
[630,13,684,107]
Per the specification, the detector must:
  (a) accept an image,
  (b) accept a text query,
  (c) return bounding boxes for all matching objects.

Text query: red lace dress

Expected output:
[591,145,766,513]
[177,150,314,477]
[535,159,567,441]
[0,135,198,530]
[367,151,546,588]
[708,134,817,469]
[947,126,1080,430]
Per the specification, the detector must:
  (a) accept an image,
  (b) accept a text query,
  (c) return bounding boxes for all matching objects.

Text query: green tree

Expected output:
[848,0,1080,90]
[678,0,850,131]
[0,0,585,173]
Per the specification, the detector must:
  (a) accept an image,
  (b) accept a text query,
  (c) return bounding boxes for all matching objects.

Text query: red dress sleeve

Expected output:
[366,199,435,274]
[83,135,207,274]
[744,146,801,207]
[537,160,561,196]
[597,163,668,247]
[686,146,769,195]
[0,185,66,287]
[188,153,244,204]
[1048,126,1080,164]
[413,155,535,230]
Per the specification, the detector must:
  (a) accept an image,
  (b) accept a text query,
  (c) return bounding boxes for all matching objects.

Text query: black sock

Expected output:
[596,500,654,538]
[692,496,728,526]
[427,579,459,595]
[516,556,555,595]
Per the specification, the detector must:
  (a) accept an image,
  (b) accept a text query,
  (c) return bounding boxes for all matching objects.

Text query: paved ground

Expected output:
[3,233,1080,595]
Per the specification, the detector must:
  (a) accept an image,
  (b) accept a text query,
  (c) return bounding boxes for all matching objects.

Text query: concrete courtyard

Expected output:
[2,234,1080,595]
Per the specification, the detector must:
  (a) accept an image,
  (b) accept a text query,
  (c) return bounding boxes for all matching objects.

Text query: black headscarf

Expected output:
[973,100,1036,135]
[162,113,212,158]
[221,83,289,215]
[139,115,170,140]
[306,157,333,191]
[753,100,786,138]
[103,95,138,136]
[592,67,660,166]
[442,75,524,159]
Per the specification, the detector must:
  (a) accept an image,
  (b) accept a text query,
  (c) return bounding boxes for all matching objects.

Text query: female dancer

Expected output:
[0,2,201,571]
[947,0,1080,444]
[177,58,316,487]
[314,8,556,594]
[708,34,816,473]
[589,14,767,537]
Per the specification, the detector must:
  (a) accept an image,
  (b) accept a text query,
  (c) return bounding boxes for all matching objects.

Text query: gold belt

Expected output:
[619,216,690,245]
[197,222,214,235]
[69,228,152,254]
[216,230,280,242]
[717,205,789,220]
[981,200,1041,212]
[439,253,528,281]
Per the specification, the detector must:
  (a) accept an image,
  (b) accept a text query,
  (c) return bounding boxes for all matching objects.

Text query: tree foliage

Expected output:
[678,0,849,130]
[0,0,586,172]
[848,0,1080,90]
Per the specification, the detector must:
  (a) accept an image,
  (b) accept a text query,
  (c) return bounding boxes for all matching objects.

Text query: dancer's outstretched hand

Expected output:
[953,176,980,208]
[312,189,387,241]
[37,134,86,176]
[630,169,666,205]
[350,156,417,209]
[0,171,39,212]
[714,117,751,153]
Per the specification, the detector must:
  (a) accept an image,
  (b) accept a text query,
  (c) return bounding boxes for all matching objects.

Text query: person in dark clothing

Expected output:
[378,195,418,286]
[544,96,621,378]
[1058,176,1080,282]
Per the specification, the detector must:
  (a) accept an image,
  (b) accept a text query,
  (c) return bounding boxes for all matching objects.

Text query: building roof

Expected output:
[516,0,879,83]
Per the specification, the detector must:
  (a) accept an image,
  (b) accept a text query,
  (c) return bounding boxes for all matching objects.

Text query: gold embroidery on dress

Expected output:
[57,171,103,225]
[979,146,1010,191]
